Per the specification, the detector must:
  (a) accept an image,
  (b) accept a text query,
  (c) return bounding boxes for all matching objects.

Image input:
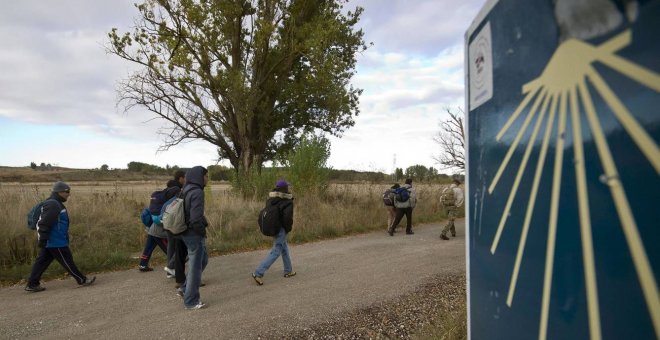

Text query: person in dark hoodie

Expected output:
[252,179,296,285]
[25,181,96,292]
[176,166,209,310]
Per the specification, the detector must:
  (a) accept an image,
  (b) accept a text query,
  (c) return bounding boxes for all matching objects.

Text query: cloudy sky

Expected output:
[0,0,486,173]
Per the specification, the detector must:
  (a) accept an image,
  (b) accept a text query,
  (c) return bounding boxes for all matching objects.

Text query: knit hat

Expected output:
[52,181,71,193]
[275,179,289,188]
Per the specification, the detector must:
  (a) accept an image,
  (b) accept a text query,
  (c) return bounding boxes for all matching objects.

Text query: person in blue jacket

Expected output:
[25,181,96,292]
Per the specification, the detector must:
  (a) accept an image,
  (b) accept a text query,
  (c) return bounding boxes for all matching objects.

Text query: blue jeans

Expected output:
[179,231,208,307]
[255,228,292,277]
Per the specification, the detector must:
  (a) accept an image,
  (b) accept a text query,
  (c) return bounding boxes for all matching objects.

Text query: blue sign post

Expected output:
[465,1,660,339]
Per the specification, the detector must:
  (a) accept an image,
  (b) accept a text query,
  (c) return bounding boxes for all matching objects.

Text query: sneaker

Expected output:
[252,273,264,286]
[81,276,96,287]
[388,230,394,236]
[406,231,414,235]
[184,302,207,310]
[176,287,184,298]
[164,267,175,278]
[440,234,450,240]
[25,285,46,293]
[284,271,297,278]
[138,266,153,272]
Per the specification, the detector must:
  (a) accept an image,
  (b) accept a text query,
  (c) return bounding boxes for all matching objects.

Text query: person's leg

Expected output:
[441,207,454,239]
[388,208,405,235]
[405,207,413,234]
[255,230,284,277]
[51,247,87,284]
[277,229,293,275]
[166,231,176,271]
[27,247,55,287]
[180,232,204,308]
[386,207,395,230]
[449,207,456,236]
[174,237,187,285]
[156,237,168,254]
[139,235,158,269]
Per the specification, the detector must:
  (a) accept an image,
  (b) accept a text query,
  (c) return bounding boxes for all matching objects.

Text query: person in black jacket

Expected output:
[252,179,296,285]
[176,166,209,310]
[25,181,96,292]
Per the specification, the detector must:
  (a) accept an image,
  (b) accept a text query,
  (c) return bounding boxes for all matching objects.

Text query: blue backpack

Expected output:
[140,207,152,227]
[394,187,410,203]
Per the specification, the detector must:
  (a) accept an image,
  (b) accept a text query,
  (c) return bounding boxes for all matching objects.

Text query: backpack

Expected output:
[441,186,456,206]
[140,207,153,227]
[162,193,188,235]
[394,187,410,203]
[258,202,282,237]
[148,190,167,215]
[27,199,60,230]
[382,189,394,206]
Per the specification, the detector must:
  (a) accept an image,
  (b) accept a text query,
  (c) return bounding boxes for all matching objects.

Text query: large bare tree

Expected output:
[433,108,465,171]
[108,0,367,175]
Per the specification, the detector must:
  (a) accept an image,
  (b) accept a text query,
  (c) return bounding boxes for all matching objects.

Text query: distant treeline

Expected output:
[22,161,462,184]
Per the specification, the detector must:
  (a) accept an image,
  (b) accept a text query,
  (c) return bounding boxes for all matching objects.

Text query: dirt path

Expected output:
[0,219,465,339]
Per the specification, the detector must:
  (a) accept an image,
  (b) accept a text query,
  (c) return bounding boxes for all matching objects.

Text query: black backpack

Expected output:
[258,201,282,236]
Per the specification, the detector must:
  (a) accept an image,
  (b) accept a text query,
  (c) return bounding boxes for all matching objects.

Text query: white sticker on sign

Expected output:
[469,21,493,110]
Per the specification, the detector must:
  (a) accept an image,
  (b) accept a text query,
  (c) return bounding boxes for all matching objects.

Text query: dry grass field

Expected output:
[0,180,455,284]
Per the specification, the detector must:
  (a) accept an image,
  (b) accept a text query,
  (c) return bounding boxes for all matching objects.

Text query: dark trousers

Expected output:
[174,237,188,284]
[28,247,87,286]
[139,235,168,267]
[166,231,176,269]
[390,207,414,232]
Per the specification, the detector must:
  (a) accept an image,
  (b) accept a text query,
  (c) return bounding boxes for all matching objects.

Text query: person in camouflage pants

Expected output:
[440,179,464,240]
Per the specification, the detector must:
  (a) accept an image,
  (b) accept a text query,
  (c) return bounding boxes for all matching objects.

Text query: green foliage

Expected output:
[208,165,232,181]
[100,164,109,171]
[108,0,368,177]
[30,162,37,170]
[230,166,280,199]
[279,134,331,196]
[395,168,404,181]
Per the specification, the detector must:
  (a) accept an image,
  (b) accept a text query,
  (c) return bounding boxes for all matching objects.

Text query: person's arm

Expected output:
[455,188,465,208]
[187,189,208,234]
[281,200,294,233]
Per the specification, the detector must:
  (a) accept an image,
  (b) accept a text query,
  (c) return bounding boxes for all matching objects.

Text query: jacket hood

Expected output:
[185,166,207,188]
[268,191,293,204]
[402,183,412,189]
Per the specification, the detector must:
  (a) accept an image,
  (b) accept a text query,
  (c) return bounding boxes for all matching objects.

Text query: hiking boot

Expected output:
[81,276,96,287]
[452,233,456,237]
[185,302,207,310]
[164,267,175,278]
[388,230,394,236]
[252,273,264,286]
[138,266,153,272]
[25,285,46,293]
[284,271,297,278]
[406,231,414,235]
[440,234,450,240]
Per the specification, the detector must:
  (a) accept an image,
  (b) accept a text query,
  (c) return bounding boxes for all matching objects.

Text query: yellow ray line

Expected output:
[597,29,631,54]
[598,53,660,93]
[490,90,547,194]
[539,91,568,340]
[496,86,542,141]
[491,93,551,254]
[586,67,660,173]
[507,94,558,307]
[579,79,660,339]
[571,83,601,339]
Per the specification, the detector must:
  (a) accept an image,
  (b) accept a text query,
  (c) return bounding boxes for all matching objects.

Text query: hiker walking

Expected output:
[388,178,417,236]
[165,171,185,281]
[252,179,296,285]
[440,179,464,240]
[383,183,400,231]
[138,181,180,272]
[176,166,209,310]
[25,181,96,292]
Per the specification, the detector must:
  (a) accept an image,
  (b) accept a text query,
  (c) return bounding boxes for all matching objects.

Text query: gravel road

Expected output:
[0,219,466,339]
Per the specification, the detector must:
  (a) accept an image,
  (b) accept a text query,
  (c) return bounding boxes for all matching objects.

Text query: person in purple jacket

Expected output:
[25,181,96,292]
